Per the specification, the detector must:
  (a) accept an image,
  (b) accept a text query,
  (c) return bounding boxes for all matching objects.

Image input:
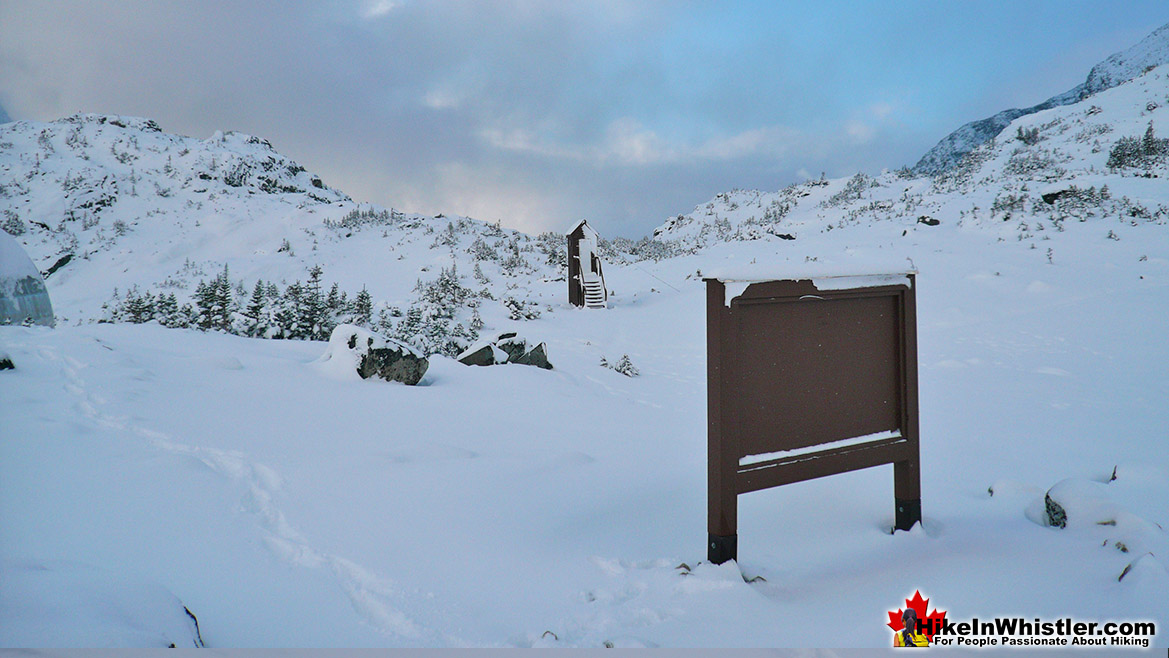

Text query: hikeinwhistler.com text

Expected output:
[924,617,1155,648]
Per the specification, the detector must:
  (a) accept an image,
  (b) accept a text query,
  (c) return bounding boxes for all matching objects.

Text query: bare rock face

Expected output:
[457,332,552,370]
[318,324,428,385]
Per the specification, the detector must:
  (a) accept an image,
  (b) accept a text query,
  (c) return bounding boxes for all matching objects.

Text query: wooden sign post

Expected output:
[706,274,921,564]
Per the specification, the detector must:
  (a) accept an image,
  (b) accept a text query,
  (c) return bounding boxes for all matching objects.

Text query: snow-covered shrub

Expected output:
[1,210,24,235]
[1107,122,1169,170]
[1003,146,1067,179]
[502,295,541,321]
[601,354,639,377]
[625,236,679,262]
[467,237,499,261]
[386,265,481,357]
[932,140,995,192]
[991,191,1028,218]
[499,241,530,275]
[1016,126,1041,145]
[823,172,876,208]
[432,222,459,248]
[323,207,395,231]
[535,231,567,269]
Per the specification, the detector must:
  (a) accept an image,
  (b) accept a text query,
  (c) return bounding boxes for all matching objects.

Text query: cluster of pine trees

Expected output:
[381,264,484,357]
[104,264,372,341]
[1108,121,1169,170]
[101,262,550,359]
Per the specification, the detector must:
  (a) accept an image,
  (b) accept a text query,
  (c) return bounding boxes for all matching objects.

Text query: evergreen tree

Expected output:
[157,293,182,327]
[245,280,268,337]
[397,305,423,342]
[1143,121,1158,156]
[327,283,340,311]
[193,280,217,330]
[473,262,490,284]
[124,287,155,324]
[179,302,199,328]
[354,287,373,327]
[212,265,236,332]
[279,281,304,339]
[301,265,329,340]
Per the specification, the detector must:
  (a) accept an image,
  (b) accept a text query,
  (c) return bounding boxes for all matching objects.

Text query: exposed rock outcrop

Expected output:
[318,324,428,385]
[457,332,553,370]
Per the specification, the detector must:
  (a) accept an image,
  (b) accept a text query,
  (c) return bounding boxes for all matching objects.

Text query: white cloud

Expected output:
[480,117,801,167]
[869,101,894,119]
[361,0,401,20]
[845,120,875,143]
[422,87,463,110]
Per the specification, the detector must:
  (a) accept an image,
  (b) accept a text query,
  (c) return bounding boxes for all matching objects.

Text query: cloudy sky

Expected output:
[0,1,1164,237]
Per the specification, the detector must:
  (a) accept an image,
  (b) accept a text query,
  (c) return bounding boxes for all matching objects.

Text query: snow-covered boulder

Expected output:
[317,324,428,385]
[0,349,13,370]
[456,342,510,367]
[1043,477,1119,528]
[0,558,204,647]
[457,332,552,370]
[512,342,551,369]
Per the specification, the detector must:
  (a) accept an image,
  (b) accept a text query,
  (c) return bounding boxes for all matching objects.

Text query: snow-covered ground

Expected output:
[2,54,1169,650]
[3,203,1166,646]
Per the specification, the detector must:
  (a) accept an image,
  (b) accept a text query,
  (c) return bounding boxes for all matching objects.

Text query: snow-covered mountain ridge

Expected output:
[913,21,1169,175]
[0,113,568,355]
[652,61,1168,263]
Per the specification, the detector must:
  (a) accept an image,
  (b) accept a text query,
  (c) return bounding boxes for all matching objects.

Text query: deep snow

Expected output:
[3,205,1166,645]
[3,55,1169,650]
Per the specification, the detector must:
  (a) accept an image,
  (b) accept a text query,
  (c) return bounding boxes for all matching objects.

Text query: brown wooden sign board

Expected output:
[705,274,921,564]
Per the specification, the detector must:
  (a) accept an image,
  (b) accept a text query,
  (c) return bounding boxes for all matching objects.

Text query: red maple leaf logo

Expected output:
[887,590,947,641]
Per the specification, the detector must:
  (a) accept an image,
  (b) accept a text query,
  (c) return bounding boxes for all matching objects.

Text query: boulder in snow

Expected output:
[496,333,529,362]
[1043,477,1119,528]
[457,343,508,367]
[0,558,204,647]
[0,350,13,370]
[318,324,428,385]
[512,342,552,369]
[457,332,553,370]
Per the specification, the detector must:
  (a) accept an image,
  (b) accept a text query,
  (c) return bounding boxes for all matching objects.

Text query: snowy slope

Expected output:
[655,63,1169,260]
[0,114,565,348]
[2,54,1169,651]
[913,21,1169,175]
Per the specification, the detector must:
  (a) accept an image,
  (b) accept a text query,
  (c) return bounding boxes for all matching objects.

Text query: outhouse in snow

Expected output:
[0,230,55,327]
[566,219,607,309]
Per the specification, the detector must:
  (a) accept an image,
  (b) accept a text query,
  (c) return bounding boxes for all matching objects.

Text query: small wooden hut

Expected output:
[566,219,607,308]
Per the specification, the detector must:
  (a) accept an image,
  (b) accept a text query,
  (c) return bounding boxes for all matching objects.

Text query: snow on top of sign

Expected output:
[739,429,903,467]
[811,273,914,291]
[704,254,916,282]
[719,271,914,306]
